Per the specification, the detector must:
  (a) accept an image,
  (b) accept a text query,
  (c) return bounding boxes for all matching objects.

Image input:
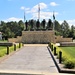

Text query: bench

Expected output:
[0,42,13,46]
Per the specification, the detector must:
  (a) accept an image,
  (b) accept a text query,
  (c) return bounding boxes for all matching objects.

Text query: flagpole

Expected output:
[53,11,55,31]
[53,11,55,43]
[24,11,25,22]
[38,4,40,20]
[24,10,26,30]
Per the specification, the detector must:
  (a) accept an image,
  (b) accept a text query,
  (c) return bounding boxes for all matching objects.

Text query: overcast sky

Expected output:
[0,0,75,26]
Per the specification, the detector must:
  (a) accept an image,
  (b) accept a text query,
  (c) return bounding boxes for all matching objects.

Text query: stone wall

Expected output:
[8,36,22,43]
[8,31,72,44]
[55,36,72,43]
[60,42,75,46]
[22,31,55,44]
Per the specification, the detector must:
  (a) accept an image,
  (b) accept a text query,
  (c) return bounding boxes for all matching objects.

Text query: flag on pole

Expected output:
[53,12,55,20]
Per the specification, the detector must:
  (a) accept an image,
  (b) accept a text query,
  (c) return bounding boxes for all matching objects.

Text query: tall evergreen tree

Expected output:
[60,20,70,37]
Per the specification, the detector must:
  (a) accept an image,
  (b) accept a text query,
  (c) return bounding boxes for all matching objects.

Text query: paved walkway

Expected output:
[0,44,58,74]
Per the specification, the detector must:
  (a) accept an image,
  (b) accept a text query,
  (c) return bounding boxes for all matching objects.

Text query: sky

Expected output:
[0,0,75,26]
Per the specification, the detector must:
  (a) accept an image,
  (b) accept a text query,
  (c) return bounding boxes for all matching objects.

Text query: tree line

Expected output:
[0,20,24,40]
[0,19,75,40]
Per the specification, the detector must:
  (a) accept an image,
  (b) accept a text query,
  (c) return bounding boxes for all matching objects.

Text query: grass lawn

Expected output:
[60,47,75,58]
[0,40,23,57]
[0,46,7,57]
[0,40,8,43]
[50,43,75,68]
[0,43,21,57]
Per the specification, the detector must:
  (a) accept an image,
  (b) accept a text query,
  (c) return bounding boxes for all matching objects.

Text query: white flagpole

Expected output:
[38,4,40,20]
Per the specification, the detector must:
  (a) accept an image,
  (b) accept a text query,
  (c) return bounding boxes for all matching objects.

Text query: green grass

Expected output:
[0,46,7,57]
[0,43,22,57]
[0,40,8,43]
[60,47,75,58]
[49,43,75,68]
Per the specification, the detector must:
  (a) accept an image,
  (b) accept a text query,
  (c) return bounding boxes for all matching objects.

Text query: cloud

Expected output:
[50,2,59,6]
[32,11,58,20]
[20,6,30,11]
[31,3,58,20]
[4,17,23,22]
[32,12,53,19]
[59,21,63,24]
[67,19,75,26]
[21,6,25,10]
[21,3,47,13]
[20,2,58,20]
[59,19,75,27]
[39,2,47,9]
[27,2,47,13]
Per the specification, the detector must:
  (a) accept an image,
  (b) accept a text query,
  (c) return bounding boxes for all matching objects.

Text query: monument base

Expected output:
[22,31,55,44]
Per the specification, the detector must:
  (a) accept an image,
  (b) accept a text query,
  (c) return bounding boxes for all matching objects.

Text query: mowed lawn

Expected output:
[0,44,20,57]
[60,47,75,58]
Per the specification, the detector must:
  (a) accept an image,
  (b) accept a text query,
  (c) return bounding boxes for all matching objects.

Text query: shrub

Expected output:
[64,59,75,69]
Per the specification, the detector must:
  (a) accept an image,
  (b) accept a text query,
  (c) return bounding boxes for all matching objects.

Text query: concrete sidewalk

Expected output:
[0,45,58,72]
[0,45,58,74]
[0,44,74,75]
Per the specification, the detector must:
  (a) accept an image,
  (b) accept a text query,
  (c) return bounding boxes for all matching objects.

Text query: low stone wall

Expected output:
[60,42,75,46]
[22,31,55,44]
[55,36,72,43]
[8,31,72,44]
[8,36,22,43]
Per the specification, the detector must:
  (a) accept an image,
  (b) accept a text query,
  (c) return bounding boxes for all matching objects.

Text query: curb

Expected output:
[47,46,75,74]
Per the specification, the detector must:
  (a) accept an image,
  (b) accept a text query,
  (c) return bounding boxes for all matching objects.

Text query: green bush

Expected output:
[64,59,75,69]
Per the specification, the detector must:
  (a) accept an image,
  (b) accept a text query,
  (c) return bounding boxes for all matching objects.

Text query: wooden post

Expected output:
[7,46,9,55]
[19,43,21,48]
[14,44,16,51]
[51,45,53,51]
[22,43,24,46]
[49,43,51,48]
[54,47,56,55]
[59,51,62,63]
